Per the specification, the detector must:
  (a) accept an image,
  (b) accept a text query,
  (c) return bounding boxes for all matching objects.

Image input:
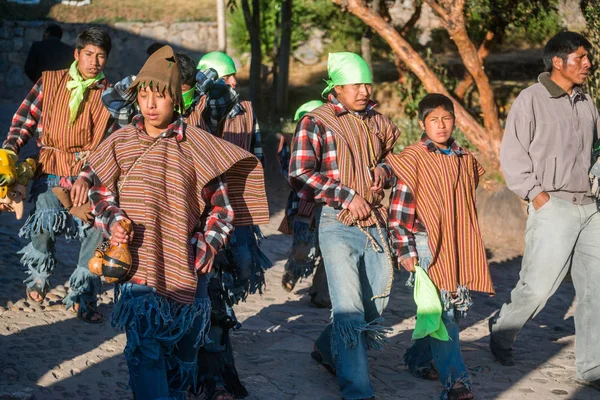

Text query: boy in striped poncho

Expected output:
[387,94,494,400]
[2,27,114,323]
[82,45,268,400]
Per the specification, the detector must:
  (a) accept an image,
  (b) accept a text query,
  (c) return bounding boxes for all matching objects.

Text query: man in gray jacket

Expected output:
[490,31,600,387]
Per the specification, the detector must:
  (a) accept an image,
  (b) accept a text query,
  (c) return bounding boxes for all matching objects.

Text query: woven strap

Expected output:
[117,137,163,193]
[351,211,396,301]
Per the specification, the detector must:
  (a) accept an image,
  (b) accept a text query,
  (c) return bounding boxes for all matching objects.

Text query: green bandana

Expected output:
[322,52,372,97]
[294,100,324,121]
[412,265,450,341]
[182,87,196,111]
[197,52,237,78]
[65,60,104,124]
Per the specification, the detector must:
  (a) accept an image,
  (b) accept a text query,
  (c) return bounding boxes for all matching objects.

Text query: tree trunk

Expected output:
[425,0,503,151]
[241,0,262,108]
[361,32,373,76]
[332,0,500,170]
[276,0,292,115]
[395,0,422,84]
[216,0,227,52]
[454,30,494,100]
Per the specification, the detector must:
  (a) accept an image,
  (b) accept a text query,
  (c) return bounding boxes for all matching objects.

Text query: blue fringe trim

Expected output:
[223,226,273,305]
[284,220,321,282]
[406,275,473,317]
[332,317,391,358]
[62,267,102,311]
[111,284,212,365]
[440,370,472,400]
[166,355,198,394]
[19,242,56,292]
[19,209,80,240]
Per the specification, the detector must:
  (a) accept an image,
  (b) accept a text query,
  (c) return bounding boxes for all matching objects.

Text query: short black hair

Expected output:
[176,52,197,88]
[418,93,454,122]
[75,27,112,56]
[147,42,165,57]
[45,24,63,39]
[543,31,591,72]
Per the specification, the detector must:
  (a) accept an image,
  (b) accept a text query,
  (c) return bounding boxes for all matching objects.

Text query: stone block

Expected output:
[0,26,10,40]
[6,67,25,88]
[8,52,25,65]
[0,40,12,52]
[14,26,24,37]
[140,25,168,41]
[13,38,24,51]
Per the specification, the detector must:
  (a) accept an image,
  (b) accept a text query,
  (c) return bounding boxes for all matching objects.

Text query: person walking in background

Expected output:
[388,93,494,400]
[277,100,331,309]
[24,23,74,84]
[489,31,600,389]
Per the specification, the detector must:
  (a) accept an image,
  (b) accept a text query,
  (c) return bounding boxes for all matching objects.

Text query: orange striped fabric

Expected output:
[184,95,210,131]
[307,104,397,227]
[87,123,268,304]
[220,100,254,152]
[39,69,111,177]
[386,144,494,294]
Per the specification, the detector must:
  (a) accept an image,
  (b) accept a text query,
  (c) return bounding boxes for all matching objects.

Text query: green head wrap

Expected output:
[322,52,372,97]
[294,100,324,121]
[197,52,237,78]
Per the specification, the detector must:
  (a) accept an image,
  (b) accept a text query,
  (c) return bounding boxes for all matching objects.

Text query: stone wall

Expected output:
[0,21,219,104]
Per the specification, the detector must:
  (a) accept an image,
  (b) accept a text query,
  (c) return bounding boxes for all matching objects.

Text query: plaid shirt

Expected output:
[81,115,234,270]
[228,102,264,164]
[388,136,467,261]
[4,78,118,156]
[102,69,238,135]
[288,95,392,210]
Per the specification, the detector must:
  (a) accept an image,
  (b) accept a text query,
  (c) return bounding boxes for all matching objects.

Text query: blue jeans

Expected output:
[314,206,391,400]
[19,174,103,310]
[113,277,211,400]
[405,234,470,399]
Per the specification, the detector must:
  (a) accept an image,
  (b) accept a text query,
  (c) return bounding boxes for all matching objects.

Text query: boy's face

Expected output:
[137,86,174,134]
[74,44,108,79]
[419,106,454,149]
[335,83,372,112]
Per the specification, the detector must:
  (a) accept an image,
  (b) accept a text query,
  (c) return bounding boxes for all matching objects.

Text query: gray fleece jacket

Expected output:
[500,72,600,205]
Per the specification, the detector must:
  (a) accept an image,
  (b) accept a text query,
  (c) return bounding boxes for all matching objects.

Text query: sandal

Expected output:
[70,302,104,324]
[25,282,47,304]
[311,345,336,377]
[281,271,298,292]
[410,363,439,381]
[448,384,474,400]
[209,388,236,400]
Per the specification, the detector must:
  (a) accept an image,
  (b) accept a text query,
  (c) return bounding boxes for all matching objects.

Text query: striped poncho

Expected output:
[87,120,268,304]
[387,143,494,294]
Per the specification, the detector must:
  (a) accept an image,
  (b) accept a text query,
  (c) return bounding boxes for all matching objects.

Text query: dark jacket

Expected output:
[24,37,74,83]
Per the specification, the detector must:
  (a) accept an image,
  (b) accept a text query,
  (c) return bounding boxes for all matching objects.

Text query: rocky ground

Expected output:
[0,104,598,399]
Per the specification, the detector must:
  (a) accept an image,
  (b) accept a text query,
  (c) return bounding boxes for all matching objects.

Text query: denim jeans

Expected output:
[19,174,103,310]
[314,206,391,400]
[491,196,600,381]
[115,276,211,400]
[404,233,470,399]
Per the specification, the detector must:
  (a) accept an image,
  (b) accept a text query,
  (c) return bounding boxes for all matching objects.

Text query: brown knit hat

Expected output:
[129,45,183,111]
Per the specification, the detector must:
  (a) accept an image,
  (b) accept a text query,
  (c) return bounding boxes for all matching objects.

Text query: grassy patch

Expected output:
[1,0,216,23]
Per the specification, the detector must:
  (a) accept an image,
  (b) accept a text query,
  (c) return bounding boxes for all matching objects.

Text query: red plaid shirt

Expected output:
[80,115,234,270]
[288,95,392,210]
[388,136,467,261]
[3,78,118,157]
